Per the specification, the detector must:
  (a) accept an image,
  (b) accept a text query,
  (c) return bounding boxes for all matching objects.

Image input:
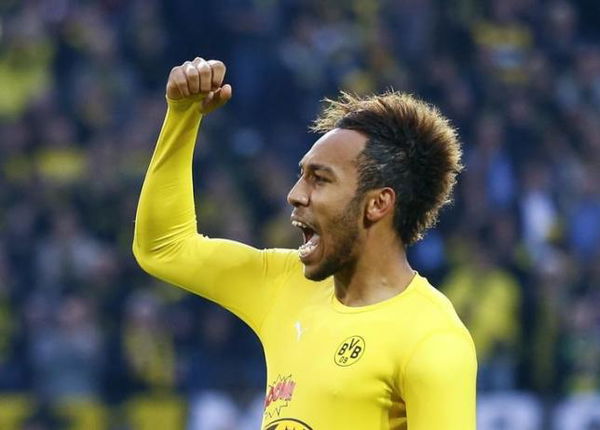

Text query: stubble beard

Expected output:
[305,195,362,282]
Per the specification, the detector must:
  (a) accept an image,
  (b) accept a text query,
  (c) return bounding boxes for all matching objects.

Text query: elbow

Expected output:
[132,238,158,276]
[131,218,159,274]
[132,234,183,279]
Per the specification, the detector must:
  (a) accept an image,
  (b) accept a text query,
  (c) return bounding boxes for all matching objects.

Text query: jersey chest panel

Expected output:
[262,302,403,429]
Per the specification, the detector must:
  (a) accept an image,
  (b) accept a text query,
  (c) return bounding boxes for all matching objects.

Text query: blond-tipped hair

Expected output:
[312,91,463,246]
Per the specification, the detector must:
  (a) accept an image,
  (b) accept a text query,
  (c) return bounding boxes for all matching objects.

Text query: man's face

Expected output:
[287,128,367,281]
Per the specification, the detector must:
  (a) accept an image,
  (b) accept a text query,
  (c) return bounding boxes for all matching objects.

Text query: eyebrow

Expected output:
[298,162,336,177]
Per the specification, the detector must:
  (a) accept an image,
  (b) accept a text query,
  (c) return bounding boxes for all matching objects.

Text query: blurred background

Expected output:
[0,0,599,429]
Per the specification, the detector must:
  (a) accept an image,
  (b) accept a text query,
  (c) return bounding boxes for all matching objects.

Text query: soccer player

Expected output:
[133,57,477,429]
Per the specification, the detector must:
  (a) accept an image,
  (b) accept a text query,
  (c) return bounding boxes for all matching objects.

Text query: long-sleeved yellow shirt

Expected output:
[133,97,477,430]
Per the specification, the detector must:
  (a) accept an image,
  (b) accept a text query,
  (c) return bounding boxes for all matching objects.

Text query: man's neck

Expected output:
[333,240,415,307]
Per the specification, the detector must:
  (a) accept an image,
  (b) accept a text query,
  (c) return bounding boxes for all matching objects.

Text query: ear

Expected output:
[365,188,395,223]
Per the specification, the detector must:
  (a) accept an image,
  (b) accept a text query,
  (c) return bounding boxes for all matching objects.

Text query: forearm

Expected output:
[133,97,203,263]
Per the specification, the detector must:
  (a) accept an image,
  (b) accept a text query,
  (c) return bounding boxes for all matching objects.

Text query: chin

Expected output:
[303,260,338,282]
[304,271,331,282]
[303,269,328,282]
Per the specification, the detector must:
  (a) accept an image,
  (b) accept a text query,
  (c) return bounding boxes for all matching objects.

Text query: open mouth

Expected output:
[291,219,321,260]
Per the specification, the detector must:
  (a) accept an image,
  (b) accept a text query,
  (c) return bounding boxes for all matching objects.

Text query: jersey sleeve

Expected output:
[132,96,298,337]
[401,330,477,430]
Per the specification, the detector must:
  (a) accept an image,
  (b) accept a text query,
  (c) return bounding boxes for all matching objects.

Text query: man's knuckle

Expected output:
[185,67,198,78]
[210,60,225,70]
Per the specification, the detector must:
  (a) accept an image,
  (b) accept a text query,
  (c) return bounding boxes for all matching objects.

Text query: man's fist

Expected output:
[166,57,232,114]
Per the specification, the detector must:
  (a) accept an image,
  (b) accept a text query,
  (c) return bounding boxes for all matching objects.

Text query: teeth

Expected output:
[299,241,317,257]
[292,220,309,229]
[298,234,320,258]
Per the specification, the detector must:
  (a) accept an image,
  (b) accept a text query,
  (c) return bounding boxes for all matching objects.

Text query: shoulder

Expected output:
[406,274,470,334]
[393,275,476,378]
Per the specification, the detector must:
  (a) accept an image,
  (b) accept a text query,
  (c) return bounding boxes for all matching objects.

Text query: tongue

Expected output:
[299,233,321,258]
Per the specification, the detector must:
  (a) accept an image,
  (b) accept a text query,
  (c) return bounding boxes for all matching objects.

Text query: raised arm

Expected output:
[133,58,297,335]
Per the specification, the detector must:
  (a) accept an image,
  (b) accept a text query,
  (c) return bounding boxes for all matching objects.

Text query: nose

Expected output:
[287,179,309,207]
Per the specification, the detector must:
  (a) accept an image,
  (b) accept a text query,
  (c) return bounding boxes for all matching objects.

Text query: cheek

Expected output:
[314,189,356,215]
[324,209,359,242]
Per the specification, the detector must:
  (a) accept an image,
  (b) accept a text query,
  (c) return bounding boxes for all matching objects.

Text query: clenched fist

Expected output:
[166,57,232,114]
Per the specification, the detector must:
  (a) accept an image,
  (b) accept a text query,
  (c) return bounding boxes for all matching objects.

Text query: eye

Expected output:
[313,174,328,184]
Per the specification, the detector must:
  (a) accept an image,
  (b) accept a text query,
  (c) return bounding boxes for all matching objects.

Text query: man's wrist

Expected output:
[165,94,206,111]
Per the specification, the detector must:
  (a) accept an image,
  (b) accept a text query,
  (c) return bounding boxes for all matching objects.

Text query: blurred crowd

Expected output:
[0,0,599,428]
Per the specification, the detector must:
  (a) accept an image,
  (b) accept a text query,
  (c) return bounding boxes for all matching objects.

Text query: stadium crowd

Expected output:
[0,0,599,428]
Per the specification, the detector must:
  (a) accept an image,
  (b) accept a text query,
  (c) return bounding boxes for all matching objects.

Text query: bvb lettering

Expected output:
[334,336,365,367]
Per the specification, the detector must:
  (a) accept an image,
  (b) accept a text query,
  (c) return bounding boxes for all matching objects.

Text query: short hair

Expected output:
[312,91,463,246]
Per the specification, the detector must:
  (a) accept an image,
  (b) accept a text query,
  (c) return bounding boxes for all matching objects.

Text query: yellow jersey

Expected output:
[133,97,477,430]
